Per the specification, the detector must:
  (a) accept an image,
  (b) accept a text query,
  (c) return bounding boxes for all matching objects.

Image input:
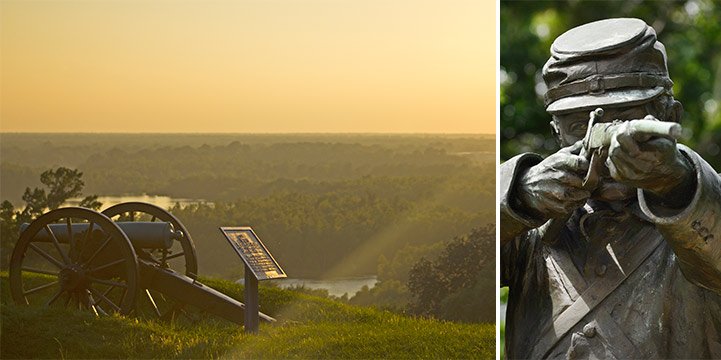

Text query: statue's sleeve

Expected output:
[638,145,721,294]
[500,153,545,287]
[499,153,545,247]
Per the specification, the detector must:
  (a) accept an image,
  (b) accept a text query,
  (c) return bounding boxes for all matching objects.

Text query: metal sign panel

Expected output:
[219,227,286,281]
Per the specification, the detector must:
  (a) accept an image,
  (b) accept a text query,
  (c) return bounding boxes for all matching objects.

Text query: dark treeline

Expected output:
[1,133,494,315]
[1,133,493,205]
[0,133,492,171]
[79,142,487,201]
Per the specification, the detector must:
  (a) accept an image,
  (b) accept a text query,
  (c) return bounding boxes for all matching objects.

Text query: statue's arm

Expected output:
[499,153,545,247]
[638,145,721,294]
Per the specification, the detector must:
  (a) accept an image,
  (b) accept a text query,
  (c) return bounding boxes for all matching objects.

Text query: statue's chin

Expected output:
[590,179,636,201]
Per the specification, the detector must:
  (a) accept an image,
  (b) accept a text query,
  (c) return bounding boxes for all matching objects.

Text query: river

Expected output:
[64,195,208,209]
[270,276,378,298]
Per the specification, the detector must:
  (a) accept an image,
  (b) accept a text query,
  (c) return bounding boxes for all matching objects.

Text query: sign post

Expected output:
[219,227,286,333]
[244,263,259,333]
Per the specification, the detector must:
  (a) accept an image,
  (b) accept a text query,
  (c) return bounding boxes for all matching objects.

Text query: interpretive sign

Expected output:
[219,226,285,333]
[219,227,286,281]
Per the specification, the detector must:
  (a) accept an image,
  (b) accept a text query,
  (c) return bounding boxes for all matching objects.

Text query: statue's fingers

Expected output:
[560,140,584,155]
[575,155,590,173]
[608,139,630,177]
[605,155,623,182]
[633,149,661,163]
[637,137,675,159]
[545,183,589,202]
[554,154,589,174]
[554,197,588,215]
[569,140,585,155]
[554,171,584,188]
[609,136,655,175]
[547,152,587,176]
[610,149,648,174]
[606,150,650,182]
[643,114,658,121]
[544,184,567,202]
[613,130,641,157]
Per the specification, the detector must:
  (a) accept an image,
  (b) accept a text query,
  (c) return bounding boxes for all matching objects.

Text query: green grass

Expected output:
[1,272,495,359]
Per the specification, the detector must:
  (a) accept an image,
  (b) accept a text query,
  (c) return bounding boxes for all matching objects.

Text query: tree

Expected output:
[406,225,495,321]
[439,263,495,324]
[407,257,446,317]
[0,167,101,269]
[0,200,19,269]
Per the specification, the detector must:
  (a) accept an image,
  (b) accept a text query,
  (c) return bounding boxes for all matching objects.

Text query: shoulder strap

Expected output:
[531,230,664,359]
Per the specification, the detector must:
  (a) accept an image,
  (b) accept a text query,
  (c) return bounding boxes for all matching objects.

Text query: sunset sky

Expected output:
[1,0,495,134]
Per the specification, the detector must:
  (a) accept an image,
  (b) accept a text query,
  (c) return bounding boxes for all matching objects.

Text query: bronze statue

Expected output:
[500,18,721,359]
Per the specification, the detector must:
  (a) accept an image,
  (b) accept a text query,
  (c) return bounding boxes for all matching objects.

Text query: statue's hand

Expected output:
[605,119,694,202]
[515,141,591,220]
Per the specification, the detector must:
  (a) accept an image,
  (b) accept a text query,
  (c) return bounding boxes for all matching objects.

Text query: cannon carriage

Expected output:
[8,202,273,325]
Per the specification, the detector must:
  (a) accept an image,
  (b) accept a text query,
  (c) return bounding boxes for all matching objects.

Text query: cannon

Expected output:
[8,202,274,325]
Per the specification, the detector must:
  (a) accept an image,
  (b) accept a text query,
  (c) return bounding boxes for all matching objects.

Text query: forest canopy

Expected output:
[0,134,494,282]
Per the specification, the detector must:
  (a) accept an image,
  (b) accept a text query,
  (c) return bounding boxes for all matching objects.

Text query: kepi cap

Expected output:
[542,18,673,114]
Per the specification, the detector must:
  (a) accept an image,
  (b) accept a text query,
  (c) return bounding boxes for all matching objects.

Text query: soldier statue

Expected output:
[500,18,721,359]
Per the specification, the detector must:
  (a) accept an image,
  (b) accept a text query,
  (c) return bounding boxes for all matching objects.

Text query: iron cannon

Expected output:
[8,202,274,325]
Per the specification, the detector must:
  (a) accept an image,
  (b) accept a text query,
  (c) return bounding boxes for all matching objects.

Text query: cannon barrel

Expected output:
[19,221,181,249]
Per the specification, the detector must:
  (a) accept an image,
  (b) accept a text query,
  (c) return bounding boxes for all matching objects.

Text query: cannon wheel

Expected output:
[9,207,140,315]
[101,202,198,278]
[102,202,198,321]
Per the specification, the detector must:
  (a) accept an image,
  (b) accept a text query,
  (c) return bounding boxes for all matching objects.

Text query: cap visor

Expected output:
[546,87,665,114]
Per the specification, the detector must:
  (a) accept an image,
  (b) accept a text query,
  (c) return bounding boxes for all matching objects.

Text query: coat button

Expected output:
[582,323,596,338]
[595,264,607,276]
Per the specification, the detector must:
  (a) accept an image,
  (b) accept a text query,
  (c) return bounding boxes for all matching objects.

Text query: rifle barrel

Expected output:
[628,120,682,140]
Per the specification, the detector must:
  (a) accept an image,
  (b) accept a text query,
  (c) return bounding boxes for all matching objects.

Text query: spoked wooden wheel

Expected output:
[102,202,198,321]
[9,207,139,315]
[102,202,197,278]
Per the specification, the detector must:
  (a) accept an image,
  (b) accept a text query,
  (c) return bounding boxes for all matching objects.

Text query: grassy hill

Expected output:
[1,273,495,359]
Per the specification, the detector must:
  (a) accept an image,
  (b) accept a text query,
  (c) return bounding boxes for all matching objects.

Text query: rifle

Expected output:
[541,107,682,245]
[578,108,682,191]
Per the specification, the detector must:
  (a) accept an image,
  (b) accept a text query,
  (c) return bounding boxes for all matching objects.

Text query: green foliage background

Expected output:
[500,0,721,169]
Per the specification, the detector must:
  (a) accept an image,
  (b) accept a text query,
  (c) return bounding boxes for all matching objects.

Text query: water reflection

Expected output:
[64,195,208,210]
[270,277,378,298]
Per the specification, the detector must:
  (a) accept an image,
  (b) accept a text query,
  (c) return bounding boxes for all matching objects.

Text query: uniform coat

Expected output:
[500,145,721,359]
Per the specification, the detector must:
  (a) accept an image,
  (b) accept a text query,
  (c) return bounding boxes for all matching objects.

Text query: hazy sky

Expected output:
[1,0,495,133]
